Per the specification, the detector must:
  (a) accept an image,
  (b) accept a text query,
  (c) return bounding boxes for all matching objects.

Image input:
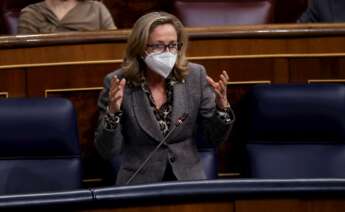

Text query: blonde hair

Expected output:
[122,12,189,85]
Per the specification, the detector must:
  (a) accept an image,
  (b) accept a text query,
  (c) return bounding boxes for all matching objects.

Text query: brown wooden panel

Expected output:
[273,58,289,83]
[85,201,234,212]
[289,58,345,83]
[236,199,306,212]
[306,200,345,212]
[189,36,345,57]
[26,64,120,97]
[79,198,345,212]
[0,43,126,67]
[191,58,276,82]
[0,68,26,97]
[236,199,345,212]
[0,92,8,98]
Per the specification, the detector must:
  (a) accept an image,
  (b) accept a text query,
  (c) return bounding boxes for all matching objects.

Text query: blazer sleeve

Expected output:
[197,65,235,145]
[94,72,124,160]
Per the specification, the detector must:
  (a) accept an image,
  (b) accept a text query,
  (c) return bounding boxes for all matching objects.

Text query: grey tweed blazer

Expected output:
[94,63,234,185]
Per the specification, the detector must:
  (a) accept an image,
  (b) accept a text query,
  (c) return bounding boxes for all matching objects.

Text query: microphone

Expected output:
[126,113,189,185]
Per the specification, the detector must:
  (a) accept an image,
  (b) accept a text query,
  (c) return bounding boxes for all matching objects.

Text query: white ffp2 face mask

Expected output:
[144,52,177,78]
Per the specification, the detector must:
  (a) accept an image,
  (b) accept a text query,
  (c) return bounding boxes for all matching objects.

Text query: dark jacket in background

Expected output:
[298,0,345,23]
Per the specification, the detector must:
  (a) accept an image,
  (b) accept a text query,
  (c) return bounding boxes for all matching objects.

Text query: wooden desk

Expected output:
[1,179,344,211]
[1,24,345,184]
[88,179,345,212]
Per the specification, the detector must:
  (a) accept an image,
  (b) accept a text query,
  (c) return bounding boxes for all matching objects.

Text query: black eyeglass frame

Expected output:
[146,43,183,52]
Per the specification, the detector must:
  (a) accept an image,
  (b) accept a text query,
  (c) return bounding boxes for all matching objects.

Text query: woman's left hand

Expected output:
[206,70,230,110]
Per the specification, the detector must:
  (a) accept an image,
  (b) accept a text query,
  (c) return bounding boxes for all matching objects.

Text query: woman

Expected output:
[95,12,235,185]
[18,0,116,34]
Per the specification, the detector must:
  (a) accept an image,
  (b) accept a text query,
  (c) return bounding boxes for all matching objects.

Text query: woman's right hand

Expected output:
[108,76,126,113]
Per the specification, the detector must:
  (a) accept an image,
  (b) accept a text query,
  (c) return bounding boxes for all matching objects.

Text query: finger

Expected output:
[213,87,222,97]
[119,78,126,91]
[110,76,120,91]
[112,93,123,102]
[110,85,121,97]
[207,76,217,88]
[218,80,226,93]
[220,73,228,85]
[109,90,123,105]
[219,76,227,92]
[109,84,122,100]
[222,70,229,81]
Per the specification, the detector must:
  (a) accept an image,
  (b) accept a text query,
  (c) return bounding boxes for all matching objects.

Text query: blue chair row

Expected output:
[1,83,345,196]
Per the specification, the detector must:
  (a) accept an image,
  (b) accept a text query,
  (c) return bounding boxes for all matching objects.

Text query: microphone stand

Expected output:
[126,113,188,185]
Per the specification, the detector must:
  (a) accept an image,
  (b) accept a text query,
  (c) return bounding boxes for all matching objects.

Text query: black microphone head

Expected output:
[176,113,189,126]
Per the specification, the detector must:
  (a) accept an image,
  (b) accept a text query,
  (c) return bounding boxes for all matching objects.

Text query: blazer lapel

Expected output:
[168,81,189,142]
[132,88,164,143]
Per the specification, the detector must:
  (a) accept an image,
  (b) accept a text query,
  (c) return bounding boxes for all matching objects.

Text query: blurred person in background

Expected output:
[18,0,116,34]
[298,0,345,23]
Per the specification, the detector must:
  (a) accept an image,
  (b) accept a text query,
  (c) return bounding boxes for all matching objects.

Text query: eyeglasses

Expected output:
[146,43,182,53]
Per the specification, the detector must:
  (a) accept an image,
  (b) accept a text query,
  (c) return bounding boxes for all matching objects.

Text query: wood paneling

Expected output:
[191,58,276,82]
[0,44,125,67]
[306,200,345,212]
[26,64,120,96]
[0,69,26,97]
[289,58,345,83]
[235,199,345,212]
[87,201,234,212]
[236,199,306,212]
[0,92,8,98]
[81,198,345,212]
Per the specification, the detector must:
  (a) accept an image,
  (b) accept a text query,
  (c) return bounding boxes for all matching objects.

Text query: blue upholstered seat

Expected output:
[242,84,345,178]
[0,98,82,194]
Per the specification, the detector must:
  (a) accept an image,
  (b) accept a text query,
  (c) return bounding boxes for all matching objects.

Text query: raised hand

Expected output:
[108,76,126,113]
[206,70,230,110]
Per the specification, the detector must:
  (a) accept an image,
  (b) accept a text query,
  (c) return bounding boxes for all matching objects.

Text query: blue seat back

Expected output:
[0,98,82,194]
[243,84,345,178]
